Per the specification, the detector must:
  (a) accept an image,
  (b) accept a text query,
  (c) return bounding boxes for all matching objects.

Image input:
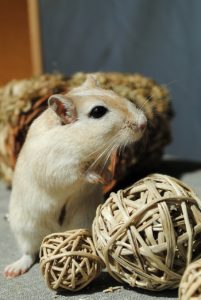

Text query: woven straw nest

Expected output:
[40,229,103,291]
[0,72,173,188]
[179,258,201,300]
[92,174,201,291]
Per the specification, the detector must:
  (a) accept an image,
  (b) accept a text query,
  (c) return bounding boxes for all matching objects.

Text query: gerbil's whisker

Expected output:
[85,135,117,160]
[119,141,127,156]
[85,143,107,159]
[163,79,178,87]
[100,140,119,175]
[139,98,150,111]
[100,138,119,167]
[87,136,118,171]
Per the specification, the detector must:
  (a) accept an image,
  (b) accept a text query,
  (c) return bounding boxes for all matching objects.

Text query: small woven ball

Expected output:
[40,229,103,291]
[92,173,201,291]
[179,259,201,300]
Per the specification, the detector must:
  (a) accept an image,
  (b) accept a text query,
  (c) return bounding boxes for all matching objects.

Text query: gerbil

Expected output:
[4,75,147,278]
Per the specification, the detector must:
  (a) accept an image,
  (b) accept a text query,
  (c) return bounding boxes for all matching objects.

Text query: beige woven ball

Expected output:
[92,173,201,291]
[40,229,103,291]
[179,259,201,300]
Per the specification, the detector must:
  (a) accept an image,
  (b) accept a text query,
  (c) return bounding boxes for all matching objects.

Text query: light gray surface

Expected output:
[39,0,201,161]
[1,158,201,300]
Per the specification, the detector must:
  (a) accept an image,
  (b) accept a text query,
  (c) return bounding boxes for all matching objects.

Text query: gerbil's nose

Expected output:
[138,122,147,131]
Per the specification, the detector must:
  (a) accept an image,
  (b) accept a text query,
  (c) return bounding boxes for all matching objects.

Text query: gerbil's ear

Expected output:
[48,94,77,124]
[82,74,100,88]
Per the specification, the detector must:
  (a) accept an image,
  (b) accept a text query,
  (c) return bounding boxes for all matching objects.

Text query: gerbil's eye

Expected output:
[88,106,108,119]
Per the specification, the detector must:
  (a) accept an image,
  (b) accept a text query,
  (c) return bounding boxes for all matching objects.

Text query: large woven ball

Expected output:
[40,229,103,291]
[92,173,201,291]
[179,259,201,300]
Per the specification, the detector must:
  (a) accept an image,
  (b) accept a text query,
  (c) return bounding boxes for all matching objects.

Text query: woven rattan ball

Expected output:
[40,229,103,291]
[92,173,201,291]
[179,259,201,300]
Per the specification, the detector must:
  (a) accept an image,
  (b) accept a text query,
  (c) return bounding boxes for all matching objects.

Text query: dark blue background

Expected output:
[40,0,201,161]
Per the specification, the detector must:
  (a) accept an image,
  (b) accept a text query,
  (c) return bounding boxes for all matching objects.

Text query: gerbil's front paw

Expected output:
[4,254,35,279]
[85,171,105,184]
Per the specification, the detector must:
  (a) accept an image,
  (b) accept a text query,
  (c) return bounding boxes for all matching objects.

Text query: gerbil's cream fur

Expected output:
[4,75,147,278]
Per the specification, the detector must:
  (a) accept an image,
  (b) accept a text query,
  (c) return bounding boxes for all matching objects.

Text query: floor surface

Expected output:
[1,158,201,300]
